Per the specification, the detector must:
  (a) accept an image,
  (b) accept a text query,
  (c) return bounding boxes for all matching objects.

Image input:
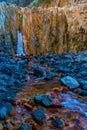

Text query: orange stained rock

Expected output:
[24,103,33,110]
[52,102,64,108]
[53,88,61,94]
[62,87,69,93]
[43,2,52,9]
[14,99,29,105]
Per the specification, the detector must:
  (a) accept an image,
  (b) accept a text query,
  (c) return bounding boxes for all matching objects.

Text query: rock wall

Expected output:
[32,3,87,54]
[0,2,87,55]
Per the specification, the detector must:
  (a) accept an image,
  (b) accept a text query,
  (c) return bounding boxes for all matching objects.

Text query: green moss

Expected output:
[29,0,52,8]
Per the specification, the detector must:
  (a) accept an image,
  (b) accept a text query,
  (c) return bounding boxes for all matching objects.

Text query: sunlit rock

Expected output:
[61,76,80,89]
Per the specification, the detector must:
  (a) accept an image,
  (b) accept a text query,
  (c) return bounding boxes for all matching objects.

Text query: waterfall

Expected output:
[16,31,25,56]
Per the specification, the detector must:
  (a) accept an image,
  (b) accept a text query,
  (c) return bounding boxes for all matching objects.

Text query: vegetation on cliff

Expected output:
[0,0,33,6]
[29,0,52,8]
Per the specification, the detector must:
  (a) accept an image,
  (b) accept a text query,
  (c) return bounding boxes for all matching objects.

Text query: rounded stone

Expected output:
[32,109,46,124]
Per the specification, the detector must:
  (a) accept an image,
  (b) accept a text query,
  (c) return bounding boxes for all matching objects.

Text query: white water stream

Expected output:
[17,31,25,56]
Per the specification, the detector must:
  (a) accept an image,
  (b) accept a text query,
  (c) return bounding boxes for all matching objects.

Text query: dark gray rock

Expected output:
[53,119,64,128]
[32,109,46,124]
[32,65,45,77]
[82,85,87,90]
[0,107,8,119]
[78,90,87,96]
[34,94,42,103]
[79,80,87,86]
[20,123,30,130]
[0,85,7,92]
[44,71,56,80]
[5,96,15,104]
[4,102,13,114]
[41,95,53,107]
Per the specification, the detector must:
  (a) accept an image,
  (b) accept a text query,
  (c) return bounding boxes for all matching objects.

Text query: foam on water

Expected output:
[61,92,87,117]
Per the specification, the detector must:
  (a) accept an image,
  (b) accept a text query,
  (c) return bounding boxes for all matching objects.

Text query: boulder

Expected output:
[61,76,80,89]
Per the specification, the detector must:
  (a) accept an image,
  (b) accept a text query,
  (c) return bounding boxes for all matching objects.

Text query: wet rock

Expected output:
[82,85,87,90]
[44,71,56,80]
[18,60,28,71]
[34,94,42,103]
[9,58,16,64]
[61,76,80,89]
[18,59,28,65]
[52,119,64,128]
[0,85,7,92]
[32,109,46,124]
[78,90,87,96]
[4,102,13,114]
[14,80,24,87]
[20,123,30,130]
[1,63,13,75]
[0,107,8,119]
[0,79,7,87]
[83,128,87,130]
[41,95,53,107]
[5,96,15,104]
[32,65,45,77]
[79,80,87,86]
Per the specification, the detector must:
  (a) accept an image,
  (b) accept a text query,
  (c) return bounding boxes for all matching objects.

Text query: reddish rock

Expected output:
[53,88,60,95]
[52,102,64,108]
[62,87,68,93]
[24,103,33,110]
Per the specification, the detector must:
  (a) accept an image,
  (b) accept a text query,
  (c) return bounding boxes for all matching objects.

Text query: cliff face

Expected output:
[53,0,87,7]
[0,1,87,55]
[32,2,87,54]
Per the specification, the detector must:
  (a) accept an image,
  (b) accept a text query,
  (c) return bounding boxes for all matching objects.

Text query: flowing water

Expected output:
[6,79,87,130]
[16,31,25,56]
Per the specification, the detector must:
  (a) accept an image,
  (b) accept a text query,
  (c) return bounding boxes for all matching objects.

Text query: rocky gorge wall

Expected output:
[0,1,87,55]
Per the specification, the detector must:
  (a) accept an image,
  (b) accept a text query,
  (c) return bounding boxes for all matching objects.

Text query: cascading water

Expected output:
[17,31,25,56]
